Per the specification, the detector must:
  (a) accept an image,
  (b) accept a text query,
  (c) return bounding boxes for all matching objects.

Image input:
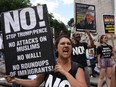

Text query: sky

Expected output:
[30,0,74,25]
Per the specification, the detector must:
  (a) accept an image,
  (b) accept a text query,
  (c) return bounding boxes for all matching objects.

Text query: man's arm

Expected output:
[84,30,94,48]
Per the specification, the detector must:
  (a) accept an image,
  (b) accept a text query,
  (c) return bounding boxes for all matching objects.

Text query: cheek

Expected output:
[103,39,108,43]
[57,46,62,52]
[70,47,73,53]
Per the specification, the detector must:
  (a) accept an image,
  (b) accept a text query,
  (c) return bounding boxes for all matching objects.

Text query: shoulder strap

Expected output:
[71,62,84,77]
[71,62,78,77]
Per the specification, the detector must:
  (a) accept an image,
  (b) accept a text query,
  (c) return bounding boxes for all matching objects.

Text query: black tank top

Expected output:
[44,62,83,87]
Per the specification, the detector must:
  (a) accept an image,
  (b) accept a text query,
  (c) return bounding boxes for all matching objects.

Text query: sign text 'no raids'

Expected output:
[1,5,55,77]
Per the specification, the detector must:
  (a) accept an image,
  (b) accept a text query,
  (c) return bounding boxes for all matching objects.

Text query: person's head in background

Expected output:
[55,35,72,59]
[99,35,108,44]
[89,49,94,54]
[59,30,65,36]
[89,49,95,57]
[73,32,81,43]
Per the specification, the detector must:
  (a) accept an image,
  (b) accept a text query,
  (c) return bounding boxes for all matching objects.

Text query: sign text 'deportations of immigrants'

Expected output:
[1,4,55,77]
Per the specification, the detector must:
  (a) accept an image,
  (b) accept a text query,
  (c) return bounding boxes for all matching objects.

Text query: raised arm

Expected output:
[84,30,94,48]
[5,74,45,87]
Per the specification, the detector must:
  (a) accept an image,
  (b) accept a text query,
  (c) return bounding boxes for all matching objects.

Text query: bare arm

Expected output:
[66,68,87,87]
[84,30,94,48]
[55,64,87,87]
[113,47,116,62]
[97,54,101,69]
[5,74,45,87]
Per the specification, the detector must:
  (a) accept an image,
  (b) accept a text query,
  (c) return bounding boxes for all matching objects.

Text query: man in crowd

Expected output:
[72,30,94,87]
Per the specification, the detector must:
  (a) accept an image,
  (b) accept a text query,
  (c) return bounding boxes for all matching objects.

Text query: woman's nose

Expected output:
[64,43,69,46]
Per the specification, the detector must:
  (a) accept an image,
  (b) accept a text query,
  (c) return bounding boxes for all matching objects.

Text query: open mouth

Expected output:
[63,48,69,54]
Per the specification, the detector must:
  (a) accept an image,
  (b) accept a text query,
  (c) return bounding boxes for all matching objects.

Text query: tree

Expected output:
[48,13,69,38]
[0,0,69,38]
[0,0,31,13]
[0,0,32,31]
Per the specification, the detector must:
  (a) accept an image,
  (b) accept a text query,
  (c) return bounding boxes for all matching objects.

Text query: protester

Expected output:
[97,35,112,87]
[88,49,96,77]
[72,30,94,87]
[5,35,87,87]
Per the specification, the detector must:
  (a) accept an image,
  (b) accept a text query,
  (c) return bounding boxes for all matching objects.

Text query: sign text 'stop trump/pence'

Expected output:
[1,5,55,77]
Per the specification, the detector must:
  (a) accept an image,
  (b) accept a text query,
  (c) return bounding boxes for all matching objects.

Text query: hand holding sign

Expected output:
[1,4,55,77]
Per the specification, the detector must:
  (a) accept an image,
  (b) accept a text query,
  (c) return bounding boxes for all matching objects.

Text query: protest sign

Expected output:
[103,15,114,33]
[0,32,3,50]
[75,3,96,32]
[1,4,55,77]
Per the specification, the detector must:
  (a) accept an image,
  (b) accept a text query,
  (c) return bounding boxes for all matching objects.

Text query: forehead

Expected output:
[74,33,80,36]
[59,37,71,42]
[103,35,108,38]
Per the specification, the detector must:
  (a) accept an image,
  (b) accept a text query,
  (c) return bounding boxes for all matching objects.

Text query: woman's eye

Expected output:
[60,42,71,45]
[67,42,71,45]
[60,43,65,45]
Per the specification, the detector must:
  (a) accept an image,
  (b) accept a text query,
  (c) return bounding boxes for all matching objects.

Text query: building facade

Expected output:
[73,0,116,47]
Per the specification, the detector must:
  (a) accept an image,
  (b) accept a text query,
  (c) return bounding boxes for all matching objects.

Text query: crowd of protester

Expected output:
[0,30,116,87]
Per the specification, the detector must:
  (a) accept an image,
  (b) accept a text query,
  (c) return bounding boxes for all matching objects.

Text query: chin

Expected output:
[63,55,71,59]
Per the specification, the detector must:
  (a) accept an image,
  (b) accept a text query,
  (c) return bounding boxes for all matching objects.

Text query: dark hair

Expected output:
[55,35,72,49]
[99,35,106,44]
